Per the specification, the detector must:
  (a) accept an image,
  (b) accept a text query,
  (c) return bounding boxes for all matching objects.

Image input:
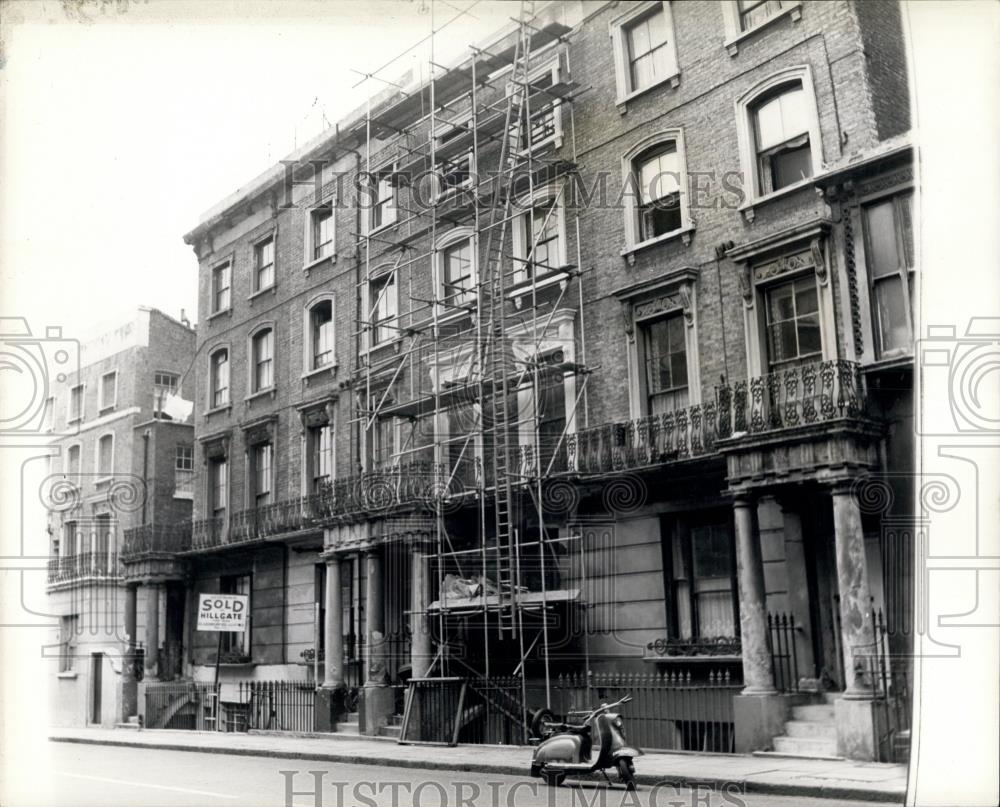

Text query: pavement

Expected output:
[49,726,908,803]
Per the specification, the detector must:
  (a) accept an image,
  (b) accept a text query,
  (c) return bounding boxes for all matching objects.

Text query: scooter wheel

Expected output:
[543,771,566,788]
[617,758,636,790]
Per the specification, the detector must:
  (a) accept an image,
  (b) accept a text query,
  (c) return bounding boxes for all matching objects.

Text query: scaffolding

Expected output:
[351,0,592,742]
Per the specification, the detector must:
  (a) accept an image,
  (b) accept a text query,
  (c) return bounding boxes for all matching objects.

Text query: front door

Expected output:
[90,652,103,724]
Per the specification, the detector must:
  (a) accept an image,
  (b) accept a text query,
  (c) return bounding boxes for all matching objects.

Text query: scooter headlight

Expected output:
[613,717,623,729]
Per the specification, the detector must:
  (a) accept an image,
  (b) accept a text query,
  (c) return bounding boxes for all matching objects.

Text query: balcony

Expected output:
[122,523,192,559]
[47,552,122,585]
[564,360,869,476]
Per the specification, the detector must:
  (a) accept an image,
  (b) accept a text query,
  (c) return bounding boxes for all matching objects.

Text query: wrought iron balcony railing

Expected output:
[47,552,122,583]
[122,523,192,559]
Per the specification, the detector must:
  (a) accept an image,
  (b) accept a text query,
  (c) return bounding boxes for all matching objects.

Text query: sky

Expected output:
[0,0,516,341]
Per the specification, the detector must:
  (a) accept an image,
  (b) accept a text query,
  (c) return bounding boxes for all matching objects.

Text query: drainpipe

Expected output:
[141,429,151,526]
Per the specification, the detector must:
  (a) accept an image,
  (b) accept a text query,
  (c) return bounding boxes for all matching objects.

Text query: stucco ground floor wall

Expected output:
[46,583,154,727]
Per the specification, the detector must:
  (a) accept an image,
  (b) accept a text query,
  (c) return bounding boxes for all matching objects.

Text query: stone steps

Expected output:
[333,711,360,735]
[379,714,404,739]
[771,735,840,757]
[791,703,835,722]
[785,719,837,739]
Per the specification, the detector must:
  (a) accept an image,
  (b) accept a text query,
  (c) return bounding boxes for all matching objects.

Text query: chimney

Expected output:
[180,308,191,328]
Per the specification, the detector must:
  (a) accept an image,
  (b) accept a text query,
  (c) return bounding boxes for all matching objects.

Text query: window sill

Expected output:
[207,308,232,323]
[365,220,398,239]
[739,179,817,223]
[515,133,563,158]
[725,2,803,56]
[245,388,277,404]
[248,285,277,303]
[68,416,82,426]
[615,71,681,114]
[94,476,113,488]
[302,364,338,382]
[173,491,194,500]
[98,405,115,416]
[57,671,78,679]
[621,225,696,265]
[303,254,335,275]
[204,403,232,417]
[507,269,569,304]
[862,353,913,373]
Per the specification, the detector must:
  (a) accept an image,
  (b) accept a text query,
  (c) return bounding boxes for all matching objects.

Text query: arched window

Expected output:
[435,228,476,310]
[304,296,335,372]
[736,67,822,201]
[249,326,275,392]
[209,347,230,408]
[622,130,690,251]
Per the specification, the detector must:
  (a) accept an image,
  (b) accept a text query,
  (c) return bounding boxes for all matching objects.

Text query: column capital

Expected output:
[830,479,857,496]
[320,548,347,563]
[730,492,757,509]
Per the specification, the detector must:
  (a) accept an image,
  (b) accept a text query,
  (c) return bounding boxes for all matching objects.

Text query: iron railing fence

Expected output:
[46,552,121,583]
[767,612,800,693]
[143,681,219,731]
[122,524,191,558]
[399,677,532,746]
[555,671,741,754]
[866,608,913,763]
[238,681,316,733]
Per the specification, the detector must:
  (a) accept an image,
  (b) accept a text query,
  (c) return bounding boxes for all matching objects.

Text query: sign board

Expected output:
[197,593,249,632]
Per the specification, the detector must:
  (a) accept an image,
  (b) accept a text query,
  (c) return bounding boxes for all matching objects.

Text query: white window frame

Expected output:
[365,266,398,350]
[609,1,680,108]
[511,182,568,286]
[307,420,335,494]
[95,432,114,481]
[99,371,117,412]
[65,441,83,485]
[304,198,336,269]
[247,323,276,396]
[251,233,276,295]
[621,129,693,257]
[251,441,274,508]
[433,149,475,202]
[68,384,84,424]
[174,444,194,500]
[303,293,337,376]
[507,56,564,154]
[434,227,478,317]
[208,345,231,410]
[364,161,398,235]
[735,66,822,214]
[211,259,232,315]
[208,456,229,521]
[721,1,803,56]
[153,371,180,417]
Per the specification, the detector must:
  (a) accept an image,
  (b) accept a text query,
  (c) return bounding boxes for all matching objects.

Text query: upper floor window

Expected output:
[367,165,397,232]
[210,348,230,408]
[251,328,274,392]
[368,270,397,347]
[307,204,335,263]
[512,59,563,153]
[310,423,333,493]
[513,185,567,283]
[66,443,82,482]
[69,384,83,423]
[863,191,915,357]
[153,371,179,417]
[438,233,476,308]
[174,445,194,498]
[97,433,114,478]
[212,261,231,313]
[610,1,679,104]
[209,457,228,520]
[623,132,690,251]
[764,274,822,368]
[254,236,275,292]
[306,298,335,371]
[641,312,689,415]
[99,371,117,412]
[435,152,473,199]
[253,442,273,508]
[738,0,786,30]
[42,397,55,433]
[737,69,821,201]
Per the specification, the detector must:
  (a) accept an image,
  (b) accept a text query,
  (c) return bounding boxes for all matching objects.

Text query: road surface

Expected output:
[32,742,889,807]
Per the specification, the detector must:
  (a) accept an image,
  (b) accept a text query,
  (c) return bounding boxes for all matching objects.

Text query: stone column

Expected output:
[732,495,787,754]
[323,553,344,688]
[144,582,160,681]
[734,496,775,695]
[121,582,139,721]
[365,550,384,681]
[410,543,432,679]
[832,484,876,698]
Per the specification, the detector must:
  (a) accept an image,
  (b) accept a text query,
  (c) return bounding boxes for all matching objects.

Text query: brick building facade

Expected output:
[46,307,195,726]
[125,0,915,761]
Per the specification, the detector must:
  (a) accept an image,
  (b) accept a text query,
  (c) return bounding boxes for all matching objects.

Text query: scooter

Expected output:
[529,694,642,789]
